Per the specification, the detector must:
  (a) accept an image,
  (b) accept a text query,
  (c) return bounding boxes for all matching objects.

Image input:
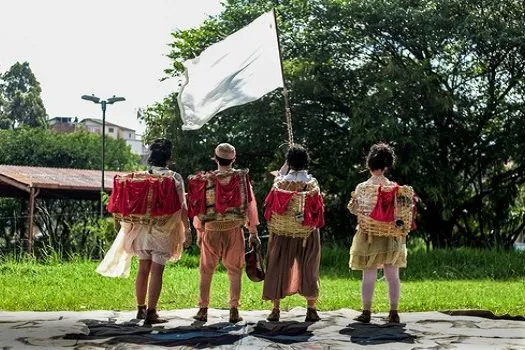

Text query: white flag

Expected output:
[177,10,284,130]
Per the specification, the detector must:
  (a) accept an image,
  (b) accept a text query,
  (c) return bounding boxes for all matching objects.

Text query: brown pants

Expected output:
[199,227,245,308]
[262,230,321,301]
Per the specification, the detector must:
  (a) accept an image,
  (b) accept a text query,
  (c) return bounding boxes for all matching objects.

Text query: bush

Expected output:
[34,217,117,261]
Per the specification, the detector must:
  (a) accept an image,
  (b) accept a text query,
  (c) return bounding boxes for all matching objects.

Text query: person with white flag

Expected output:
[178,10,284,130]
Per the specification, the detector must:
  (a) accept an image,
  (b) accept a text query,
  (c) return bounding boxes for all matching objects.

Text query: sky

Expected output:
[0,0,223,136]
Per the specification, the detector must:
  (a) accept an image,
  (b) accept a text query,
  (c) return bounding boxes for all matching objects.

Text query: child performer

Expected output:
[97,138,191,325]
[348,143,414,324]
[263,144,325,322]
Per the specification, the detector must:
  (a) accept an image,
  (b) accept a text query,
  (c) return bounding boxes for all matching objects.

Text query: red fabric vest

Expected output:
[263,189,296,221]
[214,174,242,214]
[187,171,252,218]
[187,176,207,218]
[107,173,181,217]
[369,184,399,222]
[264,188,325,229]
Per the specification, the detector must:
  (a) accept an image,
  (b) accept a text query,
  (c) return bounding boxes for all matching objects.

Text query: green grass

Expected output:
[1,249,524,316]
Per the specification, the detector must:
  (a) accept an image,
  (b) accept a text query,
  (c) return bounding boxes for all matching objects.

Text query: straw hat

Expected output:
[214,143,236,160]
[245,248,265,282]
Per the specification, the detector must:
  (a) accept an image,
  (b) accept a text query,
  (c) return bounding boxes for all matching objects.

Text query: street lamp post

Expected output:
[81,94,126,217]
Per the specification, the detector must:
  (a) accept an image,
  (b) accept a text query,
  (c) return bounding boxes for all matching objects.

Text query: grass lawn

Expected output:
[1,257,524,316]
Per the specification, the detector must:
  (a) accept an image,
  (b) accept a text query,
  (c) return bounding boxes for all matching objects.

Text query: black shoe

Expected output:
[193,307,208,322]
[388,310,400,324]
[267,308,280,322]
[354,310,371,323]
[229,308,243,323]
[305,307,321,322]
[144,308,168,325]
[136,305,147,320]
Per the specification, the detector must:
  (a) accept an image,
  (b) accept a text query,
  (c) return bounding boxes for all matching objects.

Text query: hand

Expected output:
[183,228,192,248]
[196,235,202,249]
[249,234,261,249]
[279,161,289,175]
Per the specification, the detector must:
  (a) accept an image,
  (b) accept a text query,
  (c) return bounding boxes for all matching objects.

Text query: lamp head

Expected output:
[81,95,100,104]
[107,96,126,104]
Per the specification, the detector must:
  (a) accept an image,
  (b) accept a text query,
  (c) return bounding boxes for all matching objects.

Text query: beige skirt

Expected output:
[349,229,407,270]
[96,213,186,278]
[262,229,321,300]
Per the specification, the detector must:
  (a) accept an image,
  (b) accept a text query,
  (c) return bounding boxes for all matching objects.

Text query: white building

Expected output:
[79,118,147,157]
[47,116,147,158]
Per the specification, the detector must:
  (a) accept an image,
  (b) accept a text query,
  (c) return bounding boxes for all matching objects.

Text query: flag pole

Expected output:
[272,8,294,146]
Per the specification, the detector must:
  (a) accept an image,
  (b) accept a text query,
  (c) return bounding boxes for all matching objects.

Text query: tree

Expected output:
[143,0,525,248]
[0,62,47,129]
[0,128,140,257]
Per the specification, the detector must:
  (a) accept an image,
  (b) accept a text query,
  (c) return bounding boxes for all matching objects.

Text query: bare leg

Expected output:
[305,297,320,322]
[267,299,281,321]
[147,262,165,310]
[307,298,316,308]
[136,259,152,306]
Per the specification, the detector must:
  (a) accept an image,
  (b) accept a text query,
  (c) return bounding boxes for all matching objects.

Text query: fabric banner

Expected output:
[178,10,284,130]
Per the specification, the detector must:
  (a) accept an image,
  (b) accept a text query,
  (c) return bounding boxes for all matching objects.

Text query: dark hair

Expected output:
[214,155,234,166]
[286,144,309,171]
[366,143,395,171]
[148,138,172,167]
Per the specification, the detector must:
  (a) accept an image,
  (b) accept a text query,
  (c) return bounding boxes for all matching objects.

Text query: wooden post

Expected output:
[27,187,36,254]
[272,8,294,146]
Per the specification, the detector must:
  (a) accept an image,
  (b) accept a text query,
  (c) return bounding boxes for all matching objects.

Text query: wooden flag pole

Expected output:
[272,8,294,146]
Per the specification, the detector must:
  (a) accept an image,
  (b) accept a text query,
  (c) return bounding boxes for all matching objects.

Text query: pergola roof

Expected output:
[0,165,123,200]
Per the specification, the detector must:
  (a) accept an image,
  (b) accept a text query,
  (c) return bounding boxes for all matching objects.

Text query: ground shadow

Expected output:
[64,319,248,348]
[63,318,317,347]
[339,322,417,345]
[250,320,315,344]
[441,309,525,321]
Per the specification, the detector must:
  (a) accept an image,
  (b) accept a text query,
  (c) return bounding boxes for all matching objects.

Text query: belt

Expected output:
[204,220,243,232]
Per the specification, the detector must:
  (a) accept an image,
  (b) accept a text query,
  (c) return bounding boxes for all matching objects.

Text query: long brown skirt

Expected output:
[262,229,321,300]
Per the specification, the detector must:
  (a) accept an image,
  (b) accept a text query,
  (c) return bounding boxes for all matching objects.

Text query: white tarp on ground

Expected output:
[0,308,524,349]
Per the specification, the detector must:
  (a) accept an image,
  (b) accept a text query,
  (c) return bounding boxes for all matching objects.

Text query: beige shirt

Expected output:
[348,175,394,216]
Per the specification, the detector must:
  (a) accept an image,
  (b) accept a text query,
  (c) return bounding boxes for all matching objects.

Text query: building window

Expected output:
[108,127,114,133]
[128,133,132,139]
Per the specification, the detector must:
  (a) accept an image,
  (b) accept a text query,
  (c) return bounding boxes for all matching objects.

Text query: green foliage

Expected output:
[0,62,47,129]
[143,0,525,248]
[0,127,139,170]
[0,128,140,258]
[58,218,117,260]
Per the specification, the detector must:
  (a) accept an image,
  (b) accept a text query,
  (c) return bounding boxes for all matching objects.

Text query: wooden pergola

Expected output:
[0,165,123,252]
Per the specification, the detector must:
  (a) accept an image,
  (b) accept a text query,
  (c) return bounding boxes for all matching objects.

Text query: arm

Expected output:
[278,161,289,177]
[193,216,205,248]
[175,173,188,211]
[175,172,192,247]
[245,182,259,233]
[347,185,361,216]
[246,182,261,248]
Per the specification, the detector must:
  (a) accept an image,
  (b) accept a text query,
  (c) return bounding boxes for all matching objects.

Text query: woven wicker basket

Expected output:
[356,185,415,237]
[269,180,320,239]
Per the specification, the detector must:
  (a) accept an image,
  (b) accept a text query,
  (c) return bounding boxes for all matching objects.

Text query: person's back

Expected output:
[262,144,324,323]
[97,138,190,325]
[348,142,411,325]
[188,143,260,324]
[127,167,187,259]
